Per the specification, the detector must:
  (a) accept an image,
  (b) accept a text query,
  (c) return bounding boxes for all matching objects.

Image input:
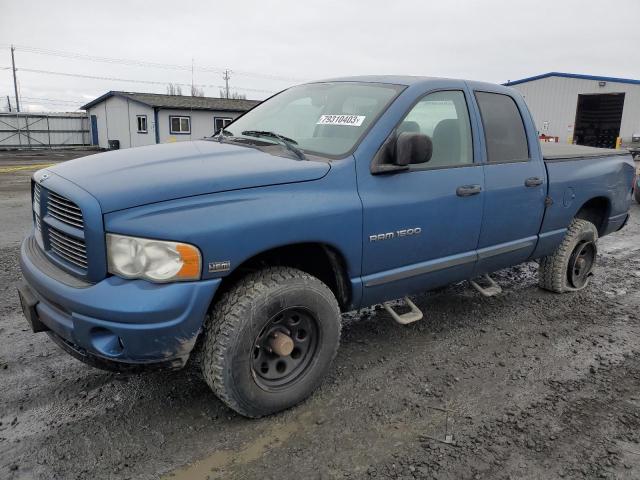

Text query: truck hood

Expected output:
[49,141,330,213]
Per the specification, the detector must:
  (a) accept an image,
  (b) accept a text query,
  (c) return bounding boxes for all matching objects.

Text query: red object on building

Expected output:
[539,134,559,143]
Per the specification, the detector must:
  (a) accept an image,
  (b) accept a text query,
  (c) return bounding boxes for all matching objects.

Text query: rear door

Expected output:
[471,90,546,275]
[358,89,484,305]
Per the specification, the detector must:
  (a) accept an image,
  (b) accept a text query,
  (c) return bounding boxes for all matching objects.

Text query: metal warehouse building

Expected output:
[505,72,640,149]
[82,92,260,150]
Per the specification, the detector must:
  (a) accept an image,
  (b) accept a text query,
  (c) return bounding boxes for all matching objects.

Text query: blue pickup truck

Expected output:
[18,76,635,417]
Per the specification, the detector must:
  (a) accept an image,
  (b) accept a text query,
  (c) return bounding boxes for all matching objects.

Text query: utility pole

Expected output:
[223,69,231,99]
[6,95,11,112]
[11,45,20,112]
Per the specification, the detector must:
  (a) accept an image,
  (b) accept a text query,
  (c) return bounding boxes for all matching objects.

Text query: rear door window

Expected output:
[475,92,529,163]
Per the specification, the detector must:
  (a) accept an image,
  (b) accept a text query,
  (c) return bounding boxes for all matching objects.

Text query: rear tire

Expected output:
[539,218,598,293]
[200,267,341,418]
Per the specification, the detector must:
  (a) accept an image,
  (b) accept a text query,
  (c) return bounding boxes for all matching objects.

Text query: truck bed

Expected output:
[541,143,630,160]
[537,143,635,258]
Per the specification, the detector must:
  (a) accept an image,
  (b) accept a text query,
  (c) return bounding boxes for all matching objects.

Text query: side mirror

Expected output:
[395,132,432,166]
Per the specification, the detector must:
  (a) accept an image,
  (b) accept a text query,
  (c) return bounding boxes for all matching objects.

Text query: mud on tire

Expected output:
[200,267,341,418]
[538,218,599,293]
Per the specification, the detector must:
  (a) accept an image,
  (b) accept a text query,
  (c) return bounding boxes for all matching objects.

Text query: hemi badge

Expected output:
[208,261,231,273]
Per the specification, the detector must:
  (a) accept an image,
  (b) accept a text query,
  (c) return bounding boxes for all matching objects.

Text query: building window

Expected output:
[170,116,191,134]
[214,117,233,133]
[136,115,148,133]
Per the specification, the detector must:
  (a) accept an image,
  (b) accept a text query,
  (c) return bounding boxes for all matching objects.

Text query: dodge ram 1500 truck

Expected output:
[18,76,636,417]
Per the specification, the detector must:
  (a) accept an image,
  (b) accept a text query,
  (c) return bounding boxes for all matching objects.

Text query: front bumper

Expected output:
[19,235,220,369]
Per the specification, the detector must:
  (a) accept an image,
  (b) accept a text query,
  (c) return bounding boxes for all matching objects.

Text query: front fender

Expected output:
[104,158,362,292]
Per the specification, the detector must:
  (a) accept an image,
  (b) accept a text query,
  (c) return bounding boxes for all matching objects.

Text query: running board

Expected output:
[383,296,423,325]
[470,274,502,297]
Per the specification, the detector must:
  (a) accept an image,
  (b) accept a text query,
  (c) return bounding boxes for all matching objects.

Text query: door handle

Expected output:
[456,184,482,197]
[524,177,543,187]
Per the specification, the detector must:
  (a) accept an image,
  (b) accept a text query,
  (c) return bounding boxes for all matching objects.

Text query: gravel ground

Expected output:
[0,152,639,480]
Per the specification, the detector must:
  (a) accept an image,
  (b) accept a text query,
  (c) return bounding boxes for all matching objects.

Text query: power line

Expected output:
[15,67,276,94]
[21,96,85,104]
[1,44,307,83]
[1,44,206,72]
[0,93,84,111]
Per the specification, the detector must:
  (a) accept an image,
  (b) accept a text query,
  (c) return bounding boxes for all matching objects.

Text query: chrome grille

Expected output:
[33,184,43,243]
[33,183,41,208]
[48,226,88,269]
[47,191,84,229]
[34,184,89,272]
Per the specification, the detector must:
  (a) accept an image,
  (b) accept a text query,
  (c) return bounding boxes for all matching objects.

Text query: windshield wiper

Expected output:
[241,130,306,160]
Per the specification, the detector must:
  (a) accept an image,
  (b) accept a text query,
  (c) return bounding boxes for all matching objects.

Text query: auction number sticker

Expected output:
[317,114,366,126]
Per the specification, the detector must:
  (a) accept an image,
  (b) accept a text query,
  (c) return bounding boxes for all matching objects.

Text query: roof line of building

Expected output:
[80,91,140,110]
[504,72,640,87]
[80,91,259,111]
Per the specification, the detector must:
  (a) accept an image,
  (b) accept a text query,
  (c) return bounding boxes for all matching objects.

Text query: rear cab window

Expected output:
[475,92,529,163]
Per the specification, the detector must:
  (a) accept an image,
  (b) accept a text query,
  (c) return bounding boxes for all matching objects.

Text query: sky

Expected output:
[1,0,639,112]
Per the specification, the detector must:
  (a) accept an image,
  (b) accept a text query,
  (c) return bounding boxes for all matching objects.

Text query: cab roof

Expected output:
[314,75,517,95]
[317,75,446,85]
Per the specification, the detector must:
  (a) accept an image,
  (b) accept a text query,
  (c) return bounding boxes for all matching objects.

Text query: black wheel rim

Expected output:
[251,307,319,391]
[567,240,596,289]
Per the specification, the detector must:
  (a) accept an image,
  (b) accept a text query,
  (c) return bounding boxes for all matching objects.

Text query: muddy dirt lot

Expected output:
[0,151,639,480]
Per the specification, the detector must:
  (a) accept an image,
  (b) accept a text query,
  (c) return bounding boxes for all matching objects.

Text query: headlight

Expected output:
[106,233,201,282]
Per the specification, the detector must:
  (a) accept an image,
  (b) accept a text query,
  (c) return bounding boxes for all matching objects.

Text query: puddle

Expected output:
[164,412,311,479]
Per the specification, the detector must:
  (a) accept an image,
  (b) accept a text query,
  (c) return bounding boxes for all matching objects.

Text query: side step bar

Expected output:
[469,273,502,297]
[383,296,423,325]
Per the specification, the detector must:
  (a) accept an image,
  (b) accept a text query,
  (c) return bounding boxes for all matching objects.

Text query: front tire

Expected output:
[200,267,341,418]
[539,218,598,293]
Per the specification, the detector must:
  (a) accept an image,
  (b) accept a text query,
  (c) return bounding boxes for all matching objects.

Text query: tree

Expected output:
[219,89,246,100]
[191,85,205,97]
[166,83,183,96]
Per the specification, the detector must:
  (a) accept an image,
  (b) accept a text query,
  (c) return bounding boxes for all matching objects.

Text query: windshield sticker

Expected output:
[316,115,366,127]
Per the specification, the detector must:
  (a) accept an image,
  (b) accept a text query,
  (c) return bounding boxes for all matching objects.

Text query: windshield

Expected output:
[220,82,404,157]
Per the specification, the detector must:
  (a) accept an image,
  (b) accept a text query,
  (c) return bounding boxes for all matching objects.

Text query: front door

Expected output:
[358,89,484,305]
[471,90,547,275]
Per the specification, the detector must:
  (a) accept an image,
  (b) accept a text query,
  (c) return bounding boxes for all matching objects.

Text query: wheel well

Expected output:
[575,197,610,235]
[216,243,352,311]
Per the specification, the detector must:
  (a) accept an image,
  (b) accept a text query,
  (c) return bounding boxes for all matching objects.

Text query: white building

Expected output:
[505,72,640,149]
[82,92,260,149]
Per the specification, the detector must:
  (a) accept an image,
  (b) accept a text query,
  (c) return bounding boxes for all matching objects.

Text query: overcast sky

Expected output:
[1,0,639,112]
